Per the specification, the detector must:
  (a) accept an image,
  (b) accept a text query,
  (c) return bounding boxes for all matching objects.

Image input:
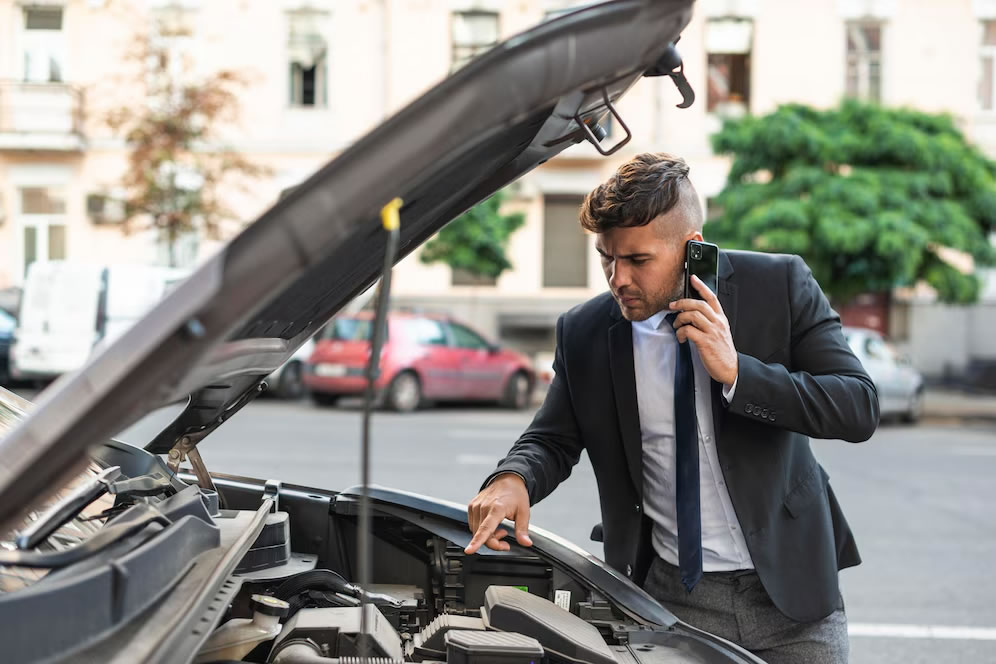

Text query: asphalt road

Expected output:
[111,397,996,664]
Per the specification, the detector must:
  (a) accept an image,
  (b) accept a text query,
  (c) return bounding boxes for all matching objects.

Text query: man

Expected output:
[465,153,879,663]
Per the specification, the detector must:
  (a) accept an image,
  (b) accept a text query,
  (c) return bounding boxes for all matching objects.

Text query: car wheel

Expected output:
[273,361,306,400]
[310,392,340,407]
[386,371,421,413]
[501,371,532,410]
[901,388,924,424]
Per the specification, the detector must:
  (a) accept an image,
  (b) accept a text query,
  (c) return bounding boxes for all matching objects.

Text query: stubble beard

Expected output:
[617,280,684,322]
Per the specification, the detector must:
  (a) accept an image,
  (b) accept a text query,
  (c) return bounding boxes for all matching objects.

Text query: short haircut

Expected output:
[579,152,703,237]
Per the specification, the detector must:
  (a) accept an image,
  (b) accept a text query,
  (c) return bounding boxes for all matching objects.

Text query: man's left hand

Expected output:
[670,275,738,386]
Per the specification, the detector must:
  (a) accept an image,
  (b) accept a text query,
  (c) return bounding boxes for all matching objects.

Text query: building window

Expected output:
[451,11,498,71]
[980,21,996,111]
[543,196,588,288]
[705,18,752,116]
[705,196,724,222]
[846,22,882,102]
[22,6,65,83]
[19,186,68,276]
[288,12,328,107]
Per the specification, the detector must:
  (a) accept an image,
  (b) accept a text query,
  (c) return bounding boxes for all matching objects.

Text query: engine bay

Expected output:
[0,439,755,664]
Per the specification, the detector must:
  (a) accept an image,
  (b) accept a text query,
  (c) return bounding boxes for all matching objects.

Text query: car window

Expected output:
[323,318,376,342]
[405,318,448,346]
[449,323,490,350]
[864,335,895,362]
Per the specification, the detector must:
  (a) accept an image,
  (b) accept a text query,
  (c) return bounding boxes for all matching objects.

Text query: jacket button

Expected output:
[744,402,753,413]
[626,565,633,577]
[753,405,762,416]
[634,504,642,513]
[761,408,769,418]
[769,413,777,422]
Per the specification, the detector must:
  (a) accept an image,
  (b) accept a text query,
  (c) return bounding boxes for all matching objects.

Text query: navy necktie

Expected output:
[665,313,702,592]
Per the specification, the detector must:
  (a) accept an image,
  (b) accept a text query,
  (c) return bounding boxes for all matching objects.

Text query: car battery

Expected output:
[445,629,544,664]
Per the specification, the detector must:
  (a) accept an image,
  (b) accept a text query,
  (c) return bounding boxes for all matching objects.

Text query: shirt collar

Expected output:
[635,308,672,332]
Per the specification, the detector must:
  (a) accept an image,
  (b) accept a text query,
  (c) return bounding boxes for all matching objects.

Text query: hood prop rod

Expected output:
[357,198,403,660]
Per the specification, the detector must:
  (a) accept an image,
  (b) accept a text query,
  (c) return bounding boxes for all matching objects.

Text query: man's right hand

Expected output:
[465,473,532,554]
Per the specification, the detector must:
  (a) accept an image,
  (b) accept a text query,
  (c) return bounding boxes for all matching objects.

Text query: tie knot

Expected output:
[663,311,679,333]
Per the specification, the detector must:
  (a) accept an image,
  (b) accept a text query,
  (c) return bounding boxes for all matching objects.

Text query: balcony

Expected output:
[0,80,85,151]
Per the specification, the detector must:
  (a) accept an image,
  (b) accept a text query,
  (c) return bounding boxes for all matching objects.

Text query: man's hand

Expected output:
[670,275,738,386]
[465,473,532,554]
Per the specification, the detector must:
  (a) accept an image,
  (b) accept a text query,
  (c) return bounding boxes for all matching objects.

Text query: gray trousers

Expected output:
[644,557,849,664]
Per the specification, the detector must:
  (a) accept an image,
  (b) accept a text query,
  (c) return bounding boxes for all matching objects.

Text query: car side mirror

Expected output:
[590,522,604,543]
[488,344,500,355]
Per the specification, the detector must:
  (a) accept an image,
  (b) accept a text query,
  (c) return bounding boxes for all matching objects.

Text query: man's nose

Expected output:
[609,261,630,290]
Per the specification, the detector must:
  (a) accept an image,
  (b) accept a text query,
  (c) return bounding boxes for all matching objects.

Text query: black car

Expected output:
[0,308,14,385]
[0,2,763,662]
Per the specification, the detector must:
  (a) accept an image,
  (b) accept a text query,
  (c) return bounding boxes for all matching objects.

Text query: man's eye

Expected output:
[631,259,647,265]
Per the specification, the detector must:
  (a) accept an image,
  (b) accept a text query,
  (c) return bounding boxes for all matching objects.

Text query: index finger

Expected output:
[690,275,721,312]
[464,507,506,554]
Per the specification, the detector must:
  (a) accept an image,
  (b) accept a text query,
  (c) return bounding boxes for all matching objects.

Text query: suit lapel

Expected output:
[608,311,644,499]
[711,252,737,439]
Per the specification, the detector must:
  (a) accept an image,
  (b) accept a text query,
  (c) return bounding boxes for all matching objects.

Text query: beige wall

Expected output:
[2,0,994,321]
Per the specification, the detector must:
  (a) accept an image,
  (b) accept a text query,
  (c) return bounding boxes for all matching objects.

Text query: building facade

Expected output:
[2,0,995,372]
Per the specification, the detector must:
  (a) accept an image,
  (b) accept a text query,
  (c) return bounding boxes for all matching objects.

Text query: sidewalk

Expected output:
[922,387,996,424]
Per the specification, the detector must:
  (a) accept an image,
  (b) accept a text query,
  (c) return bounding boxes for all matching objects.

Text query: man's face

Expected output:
[595,215,701,322]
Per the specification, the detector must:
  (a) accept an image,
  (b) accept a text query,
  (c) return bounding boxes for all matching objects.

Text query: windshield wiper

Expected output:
[13,465,122,550]
[1,504,169,568]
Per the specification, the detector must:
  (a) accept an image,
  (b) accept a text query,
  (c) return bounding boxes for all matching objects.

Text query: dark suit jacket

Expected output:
[487,250,879,623]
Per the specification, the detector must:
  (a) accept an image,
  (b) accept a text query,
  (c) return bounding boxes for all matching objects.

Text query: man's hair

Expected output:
[579,152,702,236]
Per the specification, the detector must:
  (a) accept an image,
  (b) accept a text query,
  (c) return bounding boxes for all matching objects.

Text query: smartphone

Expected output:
[684,240,719,300]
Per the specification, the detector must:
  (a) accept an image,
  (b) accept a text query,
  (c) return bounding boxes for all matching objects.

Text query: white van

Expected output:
[10,261,188,381]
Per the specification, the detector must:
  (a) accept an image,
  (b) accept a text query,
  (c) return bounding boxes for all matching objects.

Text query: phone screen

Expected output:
[684,241,719,300]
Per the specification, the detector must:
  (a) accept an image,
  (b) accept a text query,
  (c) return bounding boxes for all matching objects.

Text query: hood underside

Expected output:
[0,0,695,534]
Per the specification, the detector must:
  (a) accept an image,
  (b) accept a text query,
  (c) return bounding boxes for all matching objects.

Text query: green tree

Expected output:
[420,190,526,282]
[105,15,268,267]
[707,100,996,304]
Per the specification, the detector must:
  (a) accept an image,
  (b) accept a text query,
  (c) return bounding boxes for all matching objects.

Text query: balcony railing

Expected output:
[0,80,85,150]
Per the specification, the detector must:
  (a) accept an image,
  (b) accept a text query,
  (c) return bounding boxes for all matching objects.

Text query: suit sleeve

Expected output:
[482,314,585,504]
[726,255,880,442]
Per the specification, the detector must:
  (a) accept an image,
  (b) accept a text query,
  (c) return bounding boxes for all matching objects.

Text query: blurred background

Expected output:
[1,1,995,662]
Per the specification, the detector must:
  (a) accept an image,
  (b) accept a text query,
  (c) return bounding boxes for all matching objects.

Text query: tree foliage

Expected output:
[106,16,268,266]
[420,191,526,281]
[708,100,996,303]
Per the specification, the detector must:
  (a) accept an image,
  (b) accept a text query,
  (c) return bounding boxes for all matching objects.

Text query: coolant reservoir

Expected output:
[195,594,289,663]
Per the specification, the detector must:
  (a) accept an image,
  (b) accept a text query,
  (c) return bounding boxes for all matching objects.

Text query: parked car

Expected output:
[844,326,925,422]
[305,313,535,412]
[0,309,15,385]
[264,338,315,399]
[0,2,761,663]
[10,261,188,381]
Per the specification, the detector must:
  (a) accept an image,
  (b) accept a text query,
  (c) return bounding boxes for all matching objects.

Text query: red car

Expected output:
[304,312,535,412]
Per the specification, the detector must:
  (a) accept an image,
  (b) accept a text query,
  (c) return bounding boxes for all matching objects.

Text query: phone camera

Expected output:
[691,245,702,259]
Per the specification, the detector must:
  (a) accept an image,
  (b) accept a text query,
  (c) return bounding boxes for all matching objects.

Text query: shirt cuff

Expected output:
[722,375,738,404]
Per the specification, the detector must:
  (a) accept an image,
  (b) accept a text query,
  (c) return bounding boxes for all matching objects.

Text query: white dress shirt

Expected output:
[632,309,754,572]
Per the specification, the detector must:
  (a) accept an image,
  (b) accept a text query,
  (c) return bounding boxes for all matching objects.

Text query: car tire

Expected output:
[901,388,924,424]
[273,361,306,400]
[310,392,340,407]
[501,371,532,410]
[385,371,421,413]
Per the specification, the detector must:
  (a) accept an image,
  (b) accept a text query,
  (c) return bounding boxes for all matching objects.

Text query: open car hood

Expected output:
[0,0,695,533]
